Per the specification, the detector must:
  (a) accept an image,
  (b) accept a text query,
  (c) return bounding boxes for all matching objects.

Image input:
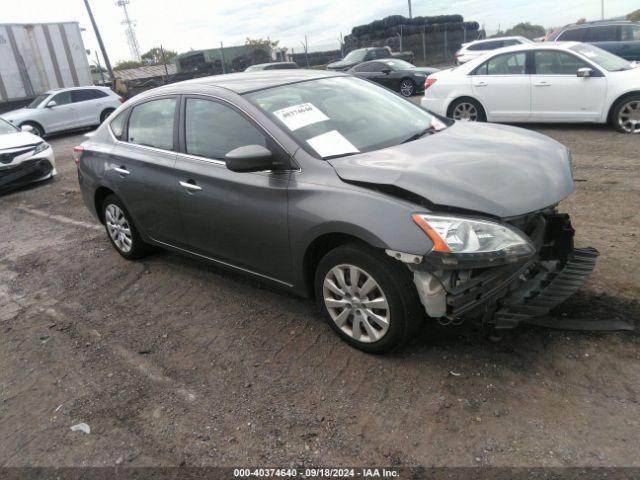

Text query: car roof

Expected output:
[159,69,346,94]
[476,41,581,54]
[250,62,297,68]
[43,85,111,95]
[562,19,638,28]
[467,36,529,45]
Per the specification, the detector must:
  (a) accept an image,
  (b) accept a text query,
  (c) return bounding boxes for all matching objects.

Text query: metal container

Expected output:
[0,22,92,103]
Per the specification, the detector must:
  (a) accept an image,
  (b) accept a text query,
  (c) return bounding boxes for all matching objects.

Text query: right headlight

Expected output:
[33,142,50,155]
[412,213,534,257]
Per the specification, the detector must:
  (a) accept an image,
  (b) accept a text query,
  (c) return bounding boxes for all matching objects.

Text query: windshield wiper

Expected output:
[401,126,436,144]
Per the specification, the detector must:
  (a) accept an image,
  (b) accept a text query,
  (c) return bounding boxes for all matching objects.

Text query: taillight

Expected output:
[118,97,124,103]
[424,78,437,90]
[454,52,460,58]
[73,146,85,167]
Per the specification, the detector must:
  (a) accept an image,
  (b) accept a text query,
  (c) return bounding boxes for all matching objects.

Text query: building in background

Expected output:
[0,22,92,112]
[174,44,272,75]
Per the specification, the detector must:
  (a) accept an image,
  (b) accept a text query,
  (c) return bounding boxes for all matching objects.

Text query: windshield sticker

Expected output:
[273,103,329,131]
[307,130,359,158]
[430,117,447,131]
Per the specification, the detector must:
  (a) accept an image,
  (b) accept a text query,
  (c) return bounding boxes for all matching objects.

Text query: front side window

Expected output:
[584,25,618,42]
[475,52,526,75]
[534,50,590,75]
[354,63,374,73]
[127,98,176,150]
[51,91,72,106]
[246,76,442,159]
[621,25,640,41]
[343,50,366,63]
[72,89,108,102]
[557,28,586,41]
[27,94,49,109]
[382,58,415,70]
[184,98,266,160]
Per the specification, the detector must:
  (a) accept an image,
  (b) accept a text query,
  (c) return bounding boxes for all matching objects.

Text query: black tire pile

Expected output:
[291,49,343,67]
[344,14,481,61]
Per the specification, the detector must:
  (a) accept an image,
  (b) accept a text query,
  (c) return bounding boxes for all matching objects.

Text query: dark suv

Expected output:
[546,20,640,61]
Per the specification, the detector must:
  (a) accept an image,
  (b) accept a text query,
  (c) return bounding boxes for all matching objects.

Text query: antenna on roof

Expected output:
[116,0,141,61]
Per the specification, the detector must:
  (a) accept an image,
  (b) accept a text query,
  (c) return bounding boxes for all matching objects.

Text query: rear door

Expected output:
[107,96,186,247]
[471,51,531,121]
[174,96,292,283]
[620,24,640,61]
[71,89,108,126]
[529,49,606,122]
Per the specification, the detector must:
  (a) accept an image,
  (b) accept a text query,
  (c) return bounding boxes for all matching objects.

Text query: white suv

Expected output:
[1,87,122,138]
[454,36,533,64]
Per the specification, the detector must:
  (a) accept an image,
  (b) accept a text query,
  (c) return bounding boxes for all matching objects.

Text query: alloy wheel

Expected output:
[322,264,390,343]
[105,204,133,253]
[618,100,640,133]
[400,80,415,97]
[452,102,479,121]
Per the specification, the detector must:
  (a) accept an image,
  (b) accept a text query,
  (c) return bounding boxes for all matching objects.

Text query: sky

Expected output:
[3,0,637,65]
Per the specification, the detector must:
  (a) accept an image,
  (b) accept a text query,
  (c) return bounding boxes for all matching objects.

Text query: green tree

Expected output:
[628,9,640,21]
[493,22,546,40]
[114,60,145,70]
[245,37,280,48]
[141,47,177,65]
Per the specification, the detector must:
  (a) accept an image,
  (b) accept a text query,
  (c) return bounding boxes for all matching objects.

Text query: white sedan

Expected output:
[421,42,640,133]
[0,119,56,194]
[1,86,122,138]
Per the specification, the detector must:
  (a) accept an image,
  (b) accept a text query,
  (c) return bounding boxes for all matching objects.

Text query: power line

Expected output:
[116,0,141,61]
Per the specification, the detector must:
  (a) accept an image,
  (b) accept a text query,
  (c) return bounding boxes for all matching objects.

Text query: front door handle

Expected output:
[534,82,551,87]
[475,81,488,87]
[179,180,202,192]
[114,166,130,175]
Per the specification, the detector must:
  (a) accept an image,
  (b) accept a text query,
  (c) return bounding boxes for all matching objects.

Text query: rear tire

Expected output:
[448,97,486,122]
[611,94,640,134]
[100,108,115,124]
[399,78,416,97]
[102,194,150,260]
[314,243,423,353]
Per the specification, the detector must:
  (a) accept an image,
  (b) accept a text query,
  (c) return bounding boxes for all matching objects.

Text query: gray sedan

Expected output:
[75,70,597,353]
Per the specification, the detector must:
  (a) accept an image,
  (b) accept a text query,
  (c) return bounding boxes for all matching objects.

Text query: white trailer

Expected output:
[0,22,92,104]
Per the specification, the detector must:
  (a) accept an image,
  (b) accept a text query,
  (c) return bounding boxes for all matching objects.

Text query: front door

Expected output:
[40,91,76,132]
[530,50,607,122]
[175,96,292,284]
[471,51,531,122]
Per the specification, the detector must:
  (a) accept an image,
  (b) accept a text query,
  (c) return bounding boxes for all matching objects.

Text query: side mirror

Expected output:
[21,124,34,133]
[577,67,593,78]
[46,100,58,108]
[381,68,392,75]
[225,145,277,173]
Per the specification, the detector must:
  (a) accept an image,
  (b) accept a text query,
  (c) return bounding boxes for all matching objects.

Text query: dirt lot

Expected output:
[1,123,639,469]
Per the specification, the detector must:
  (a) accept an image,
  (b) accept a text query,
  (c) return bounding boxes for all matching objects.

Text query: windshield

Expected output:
[570,43,633,71]
[381,59,415,70]
[27,94,50,108]
[246,76,445,159]
[0,118,18,134]
[342,50,366,63]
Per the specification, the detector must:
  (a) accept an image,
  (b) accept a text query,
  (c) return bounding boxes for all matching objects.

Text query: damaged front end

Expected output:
[389,210,598,330]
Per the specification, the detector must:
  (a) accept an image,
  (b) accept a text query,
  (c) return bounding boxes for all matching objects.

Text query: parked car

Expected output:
[326,47,393,71]
[545,20,640,61]
[0,118,55,194]
[1,86,123,138]
[422,42,640,133]
[245,62,299,71]
[76,70,597,353]
[349,59,439,96]
[454,36,533,64]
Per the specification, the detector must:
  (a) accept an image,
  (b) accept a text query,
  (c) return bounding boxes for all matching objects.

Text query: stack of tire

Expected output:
[343,14,481,61]
[291,49,343,67]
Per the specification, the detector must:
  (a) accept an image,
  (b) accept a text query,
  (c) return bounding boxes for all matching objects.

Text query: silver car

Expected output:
[75,70,598,353]
[1,86,122,138]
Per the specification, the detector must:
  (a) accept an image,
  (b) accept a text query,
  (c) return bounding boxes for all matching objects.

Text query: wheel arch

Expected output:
[94,186,115,224]
[606,90,640,124]
[19,120,45,136]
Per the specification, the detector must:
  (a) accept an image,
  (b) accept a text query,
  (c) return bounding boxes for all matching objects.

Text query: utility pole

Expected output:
[160,44,169,83]
[408,0,413,19]
[116,0,141,61]
[601,0,604,20]
[83,0,114,81]
[94,51,105,84]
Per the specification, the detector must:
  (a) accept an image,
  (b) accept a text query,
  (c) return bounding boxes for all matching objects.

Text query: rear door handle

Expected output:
[475,81,488,87]
[534,82,551,87]
[179,180,202,192]
[114,166,130,175]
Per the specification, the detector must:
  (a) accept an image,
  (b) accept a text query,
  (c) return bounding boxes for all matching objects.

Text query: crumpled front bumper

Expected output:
[407,211,599,328]
[0,149,56,194]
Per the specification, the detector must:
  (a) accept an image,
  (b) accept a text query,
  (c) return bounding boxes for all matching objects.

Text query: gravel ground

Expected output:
[0,121,639,468]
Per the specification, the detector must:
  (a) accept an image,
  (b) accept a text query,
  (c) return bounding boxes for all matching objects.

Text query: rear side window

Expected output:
[534,50,590,75]
[109,110,127,140]
[584,25,618,42]
[184,98,266,160]
[72,89,108,102]
[475,52,526,75]
[127,98,176,150]
[621,25,640,41]
[557,28,586,41]
[469,40,503,51]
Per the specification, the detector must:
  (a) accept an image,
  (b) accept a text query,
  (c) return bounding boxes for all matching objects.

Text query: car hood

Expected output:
[327,122,573,219]
[1,108,31,123]
[0,131,41,149]
[327,60,357,70]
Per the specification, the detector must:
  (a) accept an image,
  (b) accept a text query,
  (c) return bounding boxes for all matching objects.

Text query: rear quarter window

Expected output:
[109,109,128,140]
[558,27,586,41]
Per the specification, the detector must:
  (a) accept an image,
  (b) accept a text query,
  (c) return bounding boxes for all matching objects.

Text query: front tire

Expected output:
[448,97,486,122]
[399,78,416,97]
[314,243,423,353]
[21,121,44,137]
[611,94,640,134]
[102,194,150,260]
